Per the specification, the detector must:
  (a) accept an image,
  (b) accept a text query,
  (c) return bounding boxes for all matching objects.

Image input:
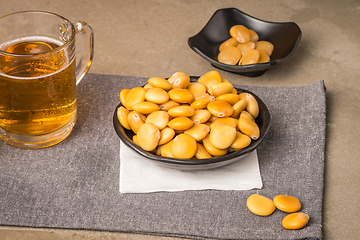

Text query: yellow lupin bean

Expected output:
[249,29,259,42]
[158,127,176,145]
[195,143,212,159]
[239,49,260,66]
[133,101,160,115]
[219,37,239,52]
[273,195,302,213]
[168,88,194,103]
[187,82,207,94]
[198,70,222,91]
[255,41,274,56]
[145,87,169,104]
[168,105,195,117]
[160,140,174,158]
[143,83,153,89]
[230,131,251,150]
[238,117,260,140]
[127,111,145,134]
[207,100,234,117]
[218,46,241,65]
[159,100,180,111]
[239,92,248,100]
[236,42,255,55]
[168,72,190,89]
[210,117,238,129]
[221,78,231,84]
[239,110,255,122]
[148,77,172,90]
[171,134,197,159]
[202,135,228,156]
[168,117,194,131]
[216,93,240,105]
[231,98,247,118]
[145,110,169,130]
[257,49,270,64]
[209,124,237,149]
[190,109,212,124]
[192,92,210,101]
[120,88,130,106]
[282,213,310,230]
[136,123,161,151]
[190,95,215,110]
[156,145,163,155]
[132,135,138,145]
[124,87,147,110]
[184,123,210,141]
[230,25,251,43]
[245,93,259,118]
[209,82,234,97]
[247,194,276,216]
[117,106,131,130]
[208,114,219,122]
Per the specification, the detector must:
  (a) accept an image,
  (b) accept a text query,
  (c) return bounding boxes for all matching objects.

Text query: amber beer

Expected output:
[0,36,77,136]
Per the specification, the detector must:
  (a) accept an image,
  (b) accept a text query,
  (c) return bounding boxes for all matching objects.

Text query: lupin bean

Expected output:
[238,117,260,140]
[146,110,169,130]
[218,46,241,65]
[217,25,274,66]
[219,38,239,52]
[207,100,234,117]
[282,212,310,230]
[137,123,160,151]
[184,123,210,141]
[195,143,212,159]
[273,195,302,213]
[209,124,237,149]
[215,93,240,105]
[247,194,276,216]
[133,101,160,115]
[158,127,176,145]
[190,109,212,124]
[168,88,194,103]
[239,49,260,66]
[127,111,145,134]
[145,87,169,104]
[117,106,131,130]
[148,77,172,90]
[230,25,251,43]
[167,72,190,89]
[117,70,262,160]
[172,134,197,159]
[124,87,146,110]
[168,105,195,117]
[255,41,274,56]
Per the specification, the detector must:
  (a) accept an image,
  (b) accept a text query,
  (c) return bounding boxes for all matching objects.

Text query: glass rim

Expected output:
[0,10,75,57]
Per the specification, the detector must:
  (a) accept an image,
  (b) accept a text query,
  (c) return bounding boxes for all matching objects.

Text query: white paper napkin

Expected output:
[119,141,263,193]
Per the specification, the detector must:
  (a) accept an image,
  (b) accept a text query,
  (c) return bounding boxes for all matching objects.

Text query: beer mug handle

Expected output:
[73,21,94,85]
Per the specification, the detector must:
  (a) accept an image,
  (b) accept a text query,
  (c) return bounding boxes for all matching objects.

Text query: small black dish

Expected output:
[188,8,302,77]
[113,76,271,171]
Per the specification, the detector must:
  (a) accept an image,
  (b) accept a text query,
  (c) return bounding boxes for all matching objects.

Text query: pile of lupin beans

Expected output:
[247,194,310,230]
[117,70,261,159]
[217,25,274,65]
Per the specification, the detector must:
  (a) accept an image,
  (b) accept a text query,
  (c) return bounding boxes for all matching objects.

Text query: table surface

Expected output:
[1,0,359,239]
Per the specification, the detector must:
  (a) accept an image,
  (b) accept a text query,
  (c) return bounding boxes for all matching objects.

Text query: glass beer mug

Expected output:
[0,11,94,148]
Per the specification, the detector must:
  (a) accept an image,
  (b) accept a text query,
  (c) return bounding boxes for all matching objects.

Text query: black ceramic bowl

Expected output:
[113,76,271,171]
[188,8,302,77]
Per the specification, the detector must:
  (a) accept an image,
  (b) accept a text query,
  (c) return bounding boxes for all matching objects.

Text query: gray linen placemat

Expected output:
[0,73,326,240]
